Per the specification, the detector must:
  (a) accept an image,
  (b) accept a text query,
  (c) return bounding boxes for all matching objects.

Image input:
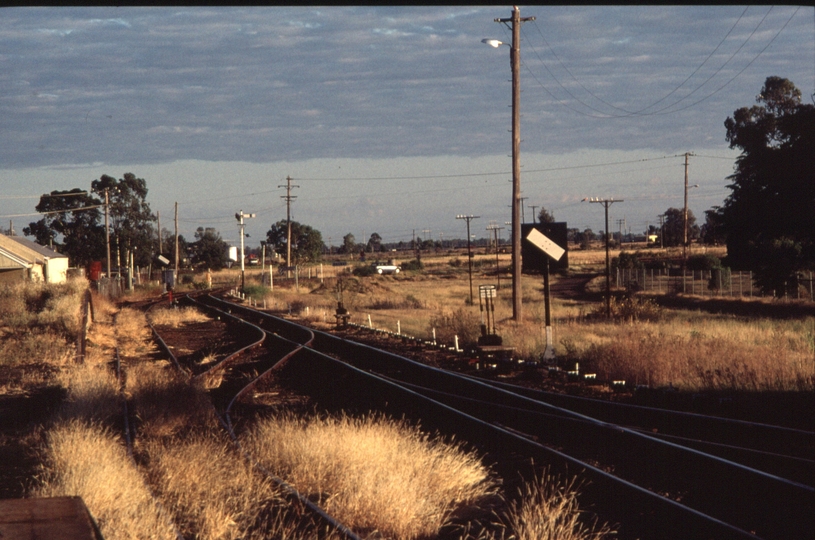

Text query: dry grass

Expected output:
[0,279,87,392]
[147,305,210,328]
[493,472,614,540]
[34,420,177,540]
[257,265,813,392]
[142,434,346,540]
[243,413,499,539]
[127,362,216,439]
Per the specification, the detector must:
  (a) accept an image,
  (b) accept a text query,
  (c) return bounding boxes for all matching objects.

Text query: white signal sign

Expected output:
[479,285,496,298]
[526,229,565,261]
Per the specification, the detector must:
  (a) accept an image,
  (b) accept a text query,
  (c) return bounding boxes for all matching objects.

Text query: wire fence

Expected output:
[616,268,815,301]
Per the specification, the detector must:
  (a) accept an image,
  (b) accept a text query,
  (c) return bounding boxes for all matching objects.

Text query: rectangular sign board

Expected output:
[526,228,565,261]
[479,285,496,298]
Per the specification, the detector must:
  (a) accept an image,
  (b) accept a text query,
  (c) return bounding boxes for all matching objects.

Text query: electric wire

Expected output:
[530,7,749,117]
[519,6,800,118]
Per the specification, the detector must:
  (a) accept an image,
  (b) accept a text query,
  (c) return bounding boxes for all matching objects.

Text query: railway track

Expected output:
[148,291,813,540]
[145,294,361,540]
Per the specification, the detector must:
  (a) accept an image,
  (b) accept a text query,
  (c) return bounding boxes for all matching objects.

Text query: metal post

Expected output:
[235,210,255,293]
[104,189,111,278]
[584,198,622,317]
[457,214,480,304]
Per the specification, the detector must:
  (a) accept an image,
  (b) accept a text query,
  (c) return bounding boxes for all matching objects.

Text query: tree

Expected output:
[368,232,382,253]
[266,220,324,263]
[580,229,594,249]
[189,227,229,269]
[91,173,157,268]
[721,77,815,296]
[339,233,356,255]
[700,207,726,246]
[538,206,556,224]
[23,189,106,267]
[660,207,698,248]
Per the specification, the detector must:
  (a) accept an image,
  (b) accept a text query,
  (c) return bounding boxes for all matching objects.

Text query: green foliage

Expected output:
[265,220,324,264]
[189,227,229,270]
[352,264,376,277]
[242,284,269,300]
[660,207,698,248]
[686,254,722,271]
[428,308,480,347]
[401,259,424,272]
[613,251,643,270]
[537,206,556,224]
[92,173,157,268]
[23,189,107,268]
[721,77,815,296]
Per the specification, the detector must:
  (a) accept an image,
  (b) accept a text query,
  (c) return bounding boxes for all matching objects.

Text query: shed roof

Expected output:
[0,234,68,264]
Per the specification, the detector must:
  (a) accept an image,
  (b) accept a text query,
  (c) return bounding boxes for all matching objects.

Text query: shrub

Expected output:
[429,308,481,347]
[352,264,377,277]
[401,259,424,272]
[686,254,722,271]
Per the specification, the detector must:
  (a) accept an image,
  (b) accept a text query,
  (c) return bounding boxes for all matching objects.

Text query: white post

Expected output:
[320,263,324,284]
[454,335,460,352]
[432,328,436,345]
[368,314,372,328]
[397,320,401,335]
[270,264,274,291]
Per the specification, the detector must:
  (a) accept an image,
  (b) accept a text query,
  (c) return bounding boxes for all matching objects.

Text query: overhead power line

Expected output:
[521,6,801,118]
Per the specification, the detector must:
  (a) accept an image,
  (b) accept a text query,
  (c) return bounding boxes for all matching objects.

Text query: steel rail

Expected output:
[204,307,811,537]
[465,374,814,458]
[314,330,814,540]
[176,294,361,540]
[276,342,760,540]
[380,373,813,484]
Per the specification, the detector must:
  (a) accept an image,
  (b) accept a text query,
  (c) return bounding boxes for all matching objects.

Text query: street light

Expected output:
[583,197,624,318]
[484,6,535,323]
[235,210,255,293]
[457,214,480,304]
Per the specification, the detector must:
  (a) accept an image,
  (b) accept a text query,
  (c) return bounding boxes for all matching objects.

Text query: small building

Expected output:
[0,234,70,284]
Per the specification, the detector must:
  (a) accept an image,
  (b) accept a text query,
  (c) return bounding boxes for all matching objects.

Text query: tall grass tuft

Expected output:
[147,305,209,328]
[244,413,498,539]
[35,420,177,540]
[497,472,614,540]
[143,435,333,540]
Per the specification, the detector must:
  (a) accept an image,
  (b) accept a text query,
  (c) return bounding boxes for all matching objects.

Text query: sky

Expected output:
[1,5,813,249]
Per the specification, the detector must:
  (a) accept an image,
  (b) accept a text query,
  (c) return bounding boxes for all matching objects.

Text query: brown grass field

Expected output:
[1,252,813,538]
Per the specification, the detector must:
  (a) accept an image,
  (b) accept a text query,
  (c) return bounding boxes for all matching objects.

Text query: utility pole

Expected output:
[457,214,480,304]
[682,152,697,262]
[529,205,539,224]
[174,202,179,276]
[616,218,626,246]
[658,214,666,249]
[157,210,162,256]
[493,6,534,322]
[583,197,624,318]
[279,176,298,277]
[104,189,112,278]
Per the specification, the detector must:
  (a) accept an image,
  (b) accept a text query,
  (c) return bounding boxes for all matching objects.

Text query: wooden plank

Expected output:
[0,497,103,540]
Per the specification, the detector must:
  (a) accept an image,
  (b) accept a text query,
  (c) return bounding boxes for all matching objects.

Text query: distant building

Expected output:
[0,234,70,284]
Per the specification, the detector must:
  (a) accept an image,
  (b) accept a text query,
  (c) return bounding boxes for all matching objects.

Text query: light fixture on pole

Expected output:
[484,6,535,322]
[456,214,480,304]
[683,152,699,262]
[235,210,255,293]
[582,197,624,318]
